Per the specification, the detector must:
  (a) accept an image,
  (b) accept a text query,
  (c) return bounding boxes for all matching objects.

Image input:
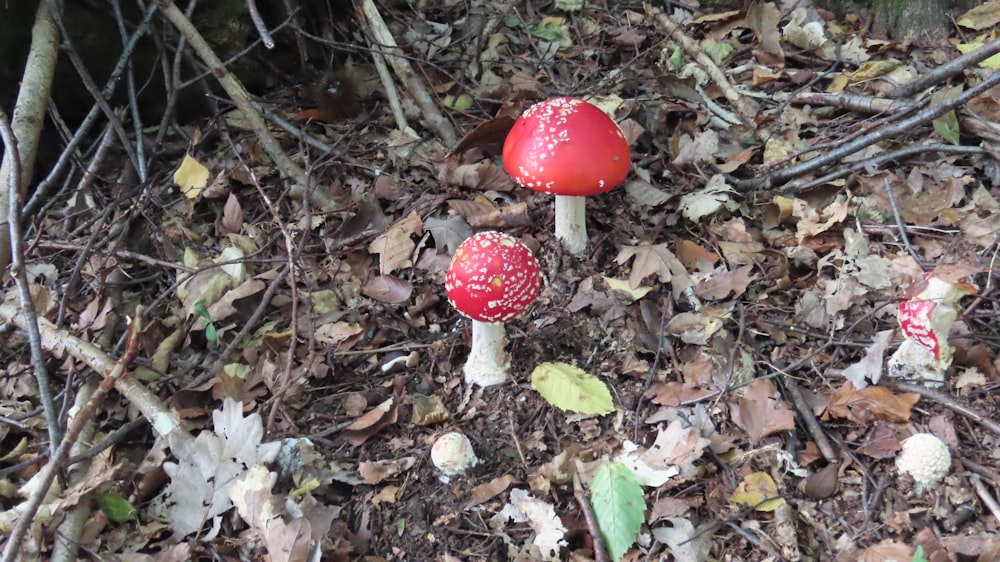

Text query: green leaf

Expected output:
[530,362,615,415]
[911,546,927,562]
[193,298,211,321]
[590,461,645,561]
[93,490,137,523]
[932,112,960,145]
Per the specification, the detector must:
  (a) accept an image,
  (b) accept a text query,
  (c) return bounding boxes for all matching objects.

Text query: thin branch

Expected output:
[882,177,929,271]
[882,380,1000,437]
[153,0,335,209]
[888,36,1000,99]
[0,106,62,457]
[0,0,59,277]
[752,71,1000,188]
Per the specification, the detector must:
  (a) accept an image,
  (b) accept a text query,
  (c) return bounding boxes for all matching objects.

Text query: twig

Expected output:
[358,0,458,146]
[789,144,985,193]
[882,177,929,271]
[784,378,838,463]
[888,36,1000,99]
[51,381,98,562]
[245,0,275,49]
[44,0,141,179]
[752,71,1000,188]
[0,302,190,444]
[969,474,1000,525]
[651,8,755,128]
[573,471,610,562]
[881,380,1000,437]
[779,91,917,115]
[0,106,62,457]
[1,311,143,562]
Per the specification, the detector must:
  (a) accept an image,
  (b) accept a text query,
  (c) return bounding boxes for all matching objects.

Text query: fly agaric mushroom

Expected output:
[502,97,631,255]
[445,231,541,387]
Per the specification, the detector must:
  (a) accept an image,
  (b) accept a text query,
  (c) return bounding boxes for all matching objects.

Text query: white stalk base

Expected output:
[464,320,509,387]
[554,195,588,255]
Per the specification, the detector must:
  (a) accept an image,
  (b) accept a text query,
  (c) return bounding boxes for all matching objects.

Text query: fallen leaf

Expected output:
[731,472,785,512]
[729,378,796,442]
[174,153,211,199]
[824,381,919,424]
[368,211,422,275]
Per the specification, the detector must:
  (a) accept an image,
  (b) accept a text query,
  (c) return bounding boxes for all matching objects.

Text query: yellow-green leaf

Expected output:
[730,471,785,512]
[173,153,210,199]
[603,277,652,301]
[957,39,1000,69]
[530,362,614,415]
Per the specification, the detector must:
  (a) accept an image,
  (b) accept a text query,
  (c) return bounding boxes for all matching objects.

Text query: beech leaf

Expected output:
[590,460,646,561]
[530,362,614,415]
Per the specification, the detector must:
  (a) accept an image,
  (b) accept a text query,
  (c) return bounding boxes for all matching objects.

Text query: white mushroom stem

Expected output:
[464,320,510,387]
[554,195,588,255]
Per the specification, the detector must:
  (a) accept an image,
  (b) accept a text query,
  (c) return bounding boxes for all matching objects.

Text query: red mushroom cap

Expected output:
[445,231,541,323]
[502,97,631,196]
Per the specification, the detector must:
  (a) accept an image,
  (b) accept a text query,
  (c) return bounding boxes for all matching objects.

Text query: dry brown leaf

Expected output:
[824,381,919,424]
[368,211,422,275]
[641,419,709,469]
[465,474,516,510]
[341,398,397,446]
[616,242,687,290]
[693,264,757,300]
[729,379,796,442]
[675,239,719,270]
[362,275,413,304]
[358,457,417,484]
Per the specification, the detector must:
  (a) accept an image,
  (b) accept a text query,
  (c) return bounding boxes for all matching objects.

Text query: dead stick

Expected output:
[573,471,610,562]
[358,0,458,146]
[883,380,1000,437]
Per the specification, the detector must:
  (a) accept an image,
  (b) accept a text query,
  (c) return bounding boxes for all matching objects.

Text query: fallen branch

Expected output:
[882,380,1000,437]
[651,8,757,128]
[745,70,1000,189]
[0,1,59,280]
[888,36,1000,99]
[358,0,458,146]
[0,302,190,443]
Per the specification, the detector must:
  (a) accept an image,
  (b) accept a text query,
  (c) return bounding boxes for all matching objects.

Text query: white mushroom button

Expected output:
[431,432,479,480]
[895,433,951,494]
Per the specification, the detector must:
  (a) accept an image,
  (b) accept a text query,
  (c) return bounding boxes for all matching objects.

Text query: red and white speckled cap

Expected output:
[502,96,631,196]
[445,231,541,323]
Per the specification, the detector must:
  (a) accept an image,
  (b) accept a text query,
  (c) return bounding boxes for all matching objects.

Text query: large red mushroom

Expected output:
[445,231,541,387]
[503,97,631,254]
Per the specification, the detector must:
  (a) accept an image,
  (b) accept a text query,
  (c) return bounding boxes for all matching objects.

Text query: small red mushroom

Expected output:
[502,97,631,254]
[445,231,541,387]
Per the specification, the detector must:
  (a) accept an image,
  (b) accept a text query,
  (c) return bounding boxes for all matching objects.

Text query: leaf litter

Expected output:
[4,0,1000,560]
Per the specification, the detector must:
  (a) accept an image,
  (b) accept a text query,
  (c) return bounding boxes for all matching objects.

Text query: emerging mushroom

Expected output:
[895,432,951,494]
[445,231,541,387]
[431,431,479,480]
[502,97,631,254]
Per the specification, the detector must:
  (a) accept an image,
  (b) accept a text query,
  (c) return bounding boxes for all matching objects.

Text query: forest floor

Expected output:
[2,0,1000,561]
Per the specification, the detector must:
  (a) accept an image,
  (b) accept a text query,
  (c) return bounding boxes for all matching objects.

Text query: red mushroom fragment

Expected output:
[502,97,631,254]
[889,270,976,387]
[445,231,542,387]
